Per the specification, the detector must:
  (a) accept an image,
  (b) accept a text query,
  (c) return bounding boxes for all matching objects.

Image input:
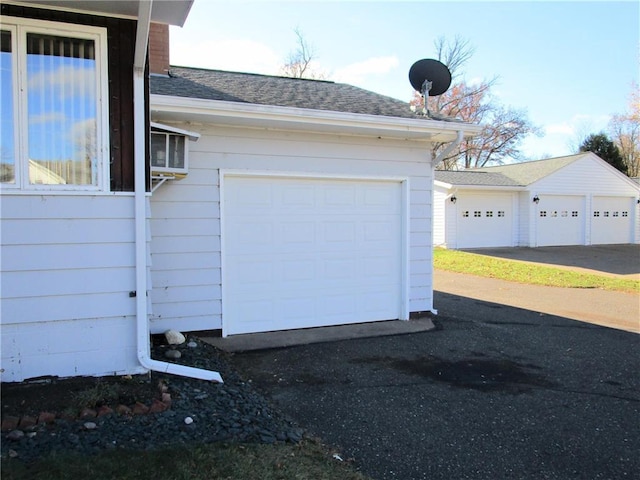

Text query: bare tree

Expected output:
[279,28,326,79]
[411,37,539,169]
[608,82,639,177]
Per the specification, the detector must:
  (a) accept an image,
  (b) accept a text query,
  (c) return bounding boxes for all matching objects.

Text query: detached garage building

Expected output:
[148,65,480,338]
[434,153,640,249]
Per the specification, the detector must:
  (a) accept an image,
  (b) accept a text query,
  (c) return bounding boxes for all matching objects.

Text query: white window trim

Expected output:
[0,16,110,193]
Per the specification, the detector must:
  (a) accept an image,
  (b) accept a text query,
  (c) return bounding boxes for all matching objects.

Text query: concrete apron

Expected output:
[200,317,436,352]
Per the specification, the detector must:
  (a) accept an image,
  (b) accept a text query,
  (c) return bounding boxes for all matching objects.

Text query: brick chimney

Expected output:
[149,23,170,76]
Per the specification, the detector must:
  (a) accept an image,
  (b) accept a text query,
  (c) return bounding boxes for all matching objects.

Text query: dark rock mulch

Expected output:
[1,337,304,462]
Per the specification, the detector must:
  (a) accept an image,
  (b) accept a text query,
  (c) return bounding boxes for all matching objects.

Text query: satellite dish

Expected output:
[409,59,451,97]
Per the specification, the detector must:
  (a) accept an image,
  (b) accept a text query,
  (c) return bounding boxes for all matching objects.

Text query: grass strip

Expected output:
[1,440,371,480]
[434,248,639,294]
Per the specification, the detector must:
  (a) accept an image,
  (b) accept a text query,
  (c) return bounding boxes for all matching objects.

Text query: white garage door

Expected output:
[591,196,633,244]
[222,175,404,336]
[456,194,513,248]
[536,195,584,246]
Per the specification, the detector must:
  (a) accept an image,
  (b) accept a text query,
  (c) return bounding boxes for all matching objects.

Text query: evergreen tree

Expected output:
[579,132,628,175]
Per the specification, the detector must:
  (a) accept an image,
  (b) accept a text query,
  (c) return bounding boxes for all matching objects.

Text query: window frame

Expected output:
[0,16,109,192]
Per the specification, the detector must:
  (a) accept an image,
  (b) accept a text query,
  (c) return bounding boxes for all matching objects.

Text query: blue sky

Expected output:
[170,0,639,162]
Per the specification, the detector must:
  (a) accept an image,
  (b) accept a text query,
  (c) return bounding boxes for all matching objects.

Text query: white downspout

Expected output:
[429,130,464,315]
[133,1,222,383]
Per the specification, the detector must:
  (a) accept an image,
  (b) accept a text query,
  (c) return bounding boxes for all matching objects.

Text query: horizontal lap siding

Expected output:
[149,124,434,332]
[149,161,222,332]
[0,195,142,381]
[531,156,640,244]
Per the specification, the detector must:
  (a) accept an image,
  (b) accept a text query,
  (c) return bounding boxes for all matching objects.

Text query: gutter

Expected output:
[133,1,222,383]
[151,94,482,142]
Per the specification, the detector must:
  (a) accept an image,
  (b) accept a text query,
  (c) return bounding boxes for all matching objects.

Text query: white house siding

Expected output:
[149,124,434,334]
[433,185,448,246]
[149,168,222,334]
[528,156,640,246]
[517,191,531,247]
[0,194,144,382]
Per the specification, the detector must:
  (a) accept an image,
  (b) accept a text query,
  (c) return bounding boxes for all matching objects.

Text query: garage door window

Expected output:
[486,211,493,217]
[462,211,469,217]
[572,211,578,217]
[498,211,505,217]
[622,211,628,217]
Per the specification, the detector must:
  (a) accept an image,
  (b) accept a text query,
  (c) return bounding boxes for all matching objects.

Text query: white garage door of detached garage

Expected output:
[221,173,408,336]
[455,194,514,248]
[535,195,585,246]
[591,196,633,244]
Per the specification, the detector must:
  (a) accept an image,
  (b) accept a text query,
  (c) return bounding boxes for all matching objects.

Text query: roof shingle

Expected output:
[151,66,426,119]
[435,153,589,187]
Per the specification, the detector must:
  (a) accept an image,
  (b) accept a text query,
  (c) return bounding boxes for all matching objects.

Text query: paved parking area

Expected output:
[233,290,640,480]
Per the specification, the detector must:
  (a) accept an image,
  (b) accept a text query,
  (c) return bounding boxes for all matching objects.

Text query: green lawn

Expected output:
[434,248,639,294]
[1,440,371,480]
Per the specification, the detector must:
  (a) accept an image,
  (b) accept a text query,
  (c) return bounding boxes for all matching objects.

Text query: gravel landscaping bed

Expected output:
[1,336,304,462]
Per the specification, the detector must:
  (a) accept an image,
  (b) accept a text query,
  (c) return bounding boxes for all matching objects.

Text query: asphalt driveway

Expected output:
[233,294,640,479]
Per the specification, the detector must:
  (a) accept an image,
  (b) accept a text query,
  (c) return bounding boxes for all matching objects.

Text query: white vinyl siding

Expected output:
[432,185,448,246]
[149,124,434,334]
[0,194,143,382]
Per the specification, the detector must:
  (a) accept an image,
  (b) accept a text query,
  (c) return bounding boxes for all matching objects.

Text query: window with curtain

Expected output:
[0,17,108,191]
[0,29,15,183]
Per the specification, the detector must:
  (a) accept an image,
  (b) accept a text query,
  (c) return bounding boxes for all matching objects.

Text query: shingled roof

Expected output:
[435,170,522,187]
[151,66,425,120]
[474,154,586,185]
[435,153,588,187]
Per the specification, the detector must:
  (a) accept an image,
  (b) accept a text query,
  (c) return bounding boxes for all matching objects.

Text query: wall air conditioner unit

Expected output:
[150,122,200,191]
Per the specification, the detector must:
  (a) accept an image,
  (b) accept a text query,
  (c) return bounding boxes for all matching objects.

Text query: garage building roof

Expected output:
[151,66,463,121]
[436,153,588,187]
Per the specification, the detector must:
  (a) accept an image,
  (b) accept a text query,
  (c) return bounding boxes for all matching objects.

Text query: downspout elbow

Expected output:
[137,351,224,383]
[434,130,464,166]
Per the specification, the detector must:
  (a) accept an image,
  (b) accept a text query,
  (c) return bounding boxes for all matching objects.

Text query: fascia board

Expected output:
[434,180,453,189]
[452,185,525,191]
[7,1,194,26]
[150,94,482,142]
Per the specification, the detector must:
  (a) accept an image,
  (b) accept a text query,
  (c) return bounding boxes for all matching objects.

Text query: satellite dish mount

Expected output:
[409,58,452,116]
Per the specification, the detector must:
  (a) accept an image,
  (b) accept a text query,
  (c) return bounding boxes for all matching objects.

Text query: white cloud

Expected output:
[545,122,575,135]
[333,56,399,85]
[521,113,614,160]
[171,39,281,75]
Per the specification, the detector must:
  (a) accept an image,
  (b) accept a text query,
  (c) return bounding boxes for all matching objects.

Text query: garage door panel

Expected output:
[224,175,404,335]
[456,195,513,248]
[591,196,632,244]
[536,195,584,246]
